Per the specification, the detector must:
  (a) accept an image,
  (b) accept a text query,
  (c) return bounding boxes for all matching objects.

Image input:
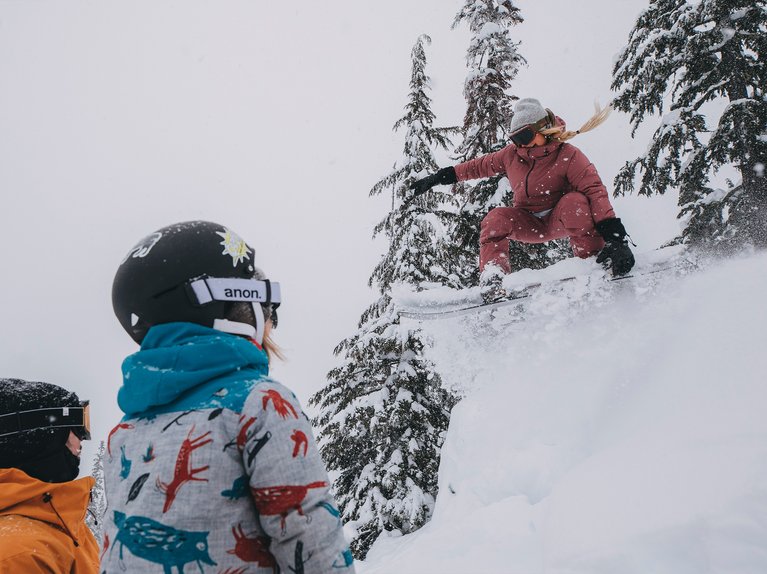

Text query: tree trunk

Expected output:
[720,19,767,247]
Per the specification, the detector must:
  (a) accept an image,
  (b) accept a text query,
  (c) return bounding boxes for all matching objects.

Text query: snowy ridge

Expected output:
[362,250,767,573]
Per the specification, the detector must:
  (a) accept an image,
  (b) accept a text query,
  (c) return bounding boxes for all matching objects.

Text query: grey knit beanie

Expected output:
[509,98,548,133]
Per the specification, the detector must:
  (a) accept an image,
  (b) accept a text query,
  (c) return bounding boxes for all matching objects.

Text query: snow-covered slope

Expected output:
[361,250,767,574]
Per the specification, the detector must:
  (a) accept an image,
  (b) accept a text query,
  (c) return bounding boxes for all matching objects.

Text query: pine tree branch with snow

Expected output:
[612,0,767,249]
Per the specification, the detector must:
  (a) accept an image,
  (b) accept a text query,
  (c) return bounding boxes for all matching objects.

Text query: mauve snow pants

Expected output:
[479,192,605,273]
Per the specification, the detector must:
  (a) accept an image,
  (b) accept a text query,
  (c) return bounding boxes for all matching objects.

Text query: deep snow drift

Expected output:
[361,249,767,573]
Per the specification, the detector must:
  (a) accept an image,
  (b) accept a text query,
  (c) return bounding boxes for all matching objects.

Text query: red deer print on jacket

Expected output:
[227,524,278,573]
[156,425,212,512]
[251,481,328,532]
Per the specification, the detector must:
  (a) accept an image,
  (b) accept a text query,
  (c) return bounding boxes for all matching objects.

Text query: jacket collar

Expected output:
[118,322,269,417]
[514,139,563,160]
[0,467,94,543]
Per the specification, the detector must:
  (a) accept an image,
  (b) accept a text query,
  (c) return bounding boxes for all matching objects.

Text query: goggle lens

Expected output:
[510,126,536,146]
[74,401,91,441]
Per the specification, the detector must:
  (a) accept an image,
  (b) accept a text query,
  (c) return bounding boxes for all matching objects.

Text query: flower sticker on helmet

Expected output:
[216,228,251,267]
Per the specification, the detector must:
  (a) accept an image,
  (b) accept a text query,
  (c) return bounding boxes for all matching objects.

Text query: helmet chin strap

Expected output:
[251,302,265,345]
[211,303,265,346]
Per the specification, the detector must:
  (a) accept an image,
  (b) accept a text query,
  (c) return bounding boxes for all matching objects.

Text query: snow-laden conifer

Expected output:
[86,441,107,545]
[451,0,569,282]
[370,35,462,291]
[612,0,767,248]
[310,35,458,560]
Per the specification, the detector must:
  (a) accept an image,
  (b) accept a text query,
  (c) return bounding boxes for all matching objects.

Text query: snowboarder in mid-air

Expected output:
[412,97,635,303]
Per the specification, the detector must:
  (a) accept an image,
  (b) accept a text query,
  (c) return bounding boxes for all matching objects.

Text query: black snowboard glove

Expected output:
[595,217,635,276]
[411,166,458,196]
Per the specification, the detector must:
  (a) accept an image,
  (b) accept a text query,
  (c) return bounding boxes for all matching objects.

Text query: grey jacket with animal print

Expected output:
[102,322,354,574]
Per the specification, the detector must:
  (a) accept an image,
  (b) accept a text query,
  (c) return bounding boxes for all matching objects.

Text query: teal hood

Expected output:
[118,322,270,418]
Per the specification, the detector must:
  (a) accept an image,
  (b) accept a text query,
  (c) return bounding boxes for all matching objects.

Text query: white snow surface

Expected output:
[361,249,767,573]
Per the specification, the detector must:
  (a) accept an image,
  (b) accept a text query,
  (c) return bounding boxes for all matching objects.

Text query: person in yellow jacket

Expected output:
[0,378,99,574]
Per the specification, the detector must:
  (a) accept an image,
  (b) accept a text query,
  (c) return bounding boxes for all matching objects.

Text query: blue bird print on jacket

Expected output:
[120,445,132,480]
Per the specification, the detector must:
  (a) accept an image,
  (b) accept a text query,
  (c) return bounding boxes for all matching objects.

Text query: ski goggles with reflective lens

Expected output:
[0,401,91,440]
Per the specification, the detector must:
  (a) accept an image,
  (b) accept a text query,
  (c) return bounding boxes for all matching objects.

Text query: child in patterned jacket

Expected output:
[104,220,355,574]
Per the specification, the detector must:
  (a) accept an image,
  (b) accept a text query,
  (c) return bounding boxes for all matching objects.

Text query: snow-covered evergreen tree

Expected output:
[310,36,458,560]
[370,35,462,291]
[451,0,569,282]
[86,440,107,545]
[612,0,767,248]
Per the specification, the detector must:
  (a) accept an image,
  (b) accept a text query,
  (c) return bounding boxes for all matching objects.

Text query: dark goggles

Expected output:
[0,401,91,440]
[509,114,554,147]
[510,125,538,146]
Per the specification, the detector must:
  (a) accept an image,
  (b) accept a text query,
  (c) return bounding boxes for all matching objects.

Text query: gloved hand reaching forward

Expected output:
[410,167,458,196]
[595,218,635,276]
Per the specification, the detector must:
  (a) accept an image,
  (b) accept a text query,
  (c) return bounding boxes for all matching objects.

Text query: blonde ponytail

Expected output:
[263,331,286,362]
[541,102,612,142]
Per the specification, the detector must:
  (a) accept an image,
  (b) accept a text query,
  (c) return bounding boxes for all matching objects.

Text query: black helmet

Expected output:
[112,221,281,344]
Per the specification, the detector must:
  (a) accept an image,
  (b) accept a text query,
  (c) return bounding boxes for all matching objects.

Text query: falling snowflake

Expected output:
[216,228,251,267]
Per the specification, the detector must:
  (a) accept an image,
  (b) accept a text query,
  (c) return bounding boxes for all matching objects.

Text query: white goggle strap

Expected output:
[187,277,281,307]
[0,405,91,439]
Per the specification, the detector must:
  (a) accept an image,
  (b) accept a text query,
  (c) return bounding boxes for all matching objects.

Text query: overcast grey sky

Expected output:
[1,0,675,467]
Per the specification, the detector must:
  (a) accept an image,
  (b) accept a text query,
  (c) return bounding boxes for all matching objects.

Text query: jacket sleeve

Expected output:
[0,516,84,574]
[454,146,511,181]
[240,380,355,574]
[565,146,616,223]
[0,552,68,574]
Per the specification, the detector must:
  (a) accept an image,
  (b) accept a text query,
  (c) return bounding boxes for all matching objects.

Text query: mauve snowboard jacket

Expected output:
[103,322,354,574]
[454,137,616,223]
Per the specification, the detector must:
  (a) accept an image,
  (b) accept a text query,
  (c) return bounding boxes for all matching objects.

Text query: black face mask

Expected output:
[16,444,81,483]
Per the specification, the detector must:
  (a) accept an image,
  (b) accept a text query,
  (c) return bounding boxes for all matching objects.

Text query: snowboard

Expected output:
[397,254,696,321]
